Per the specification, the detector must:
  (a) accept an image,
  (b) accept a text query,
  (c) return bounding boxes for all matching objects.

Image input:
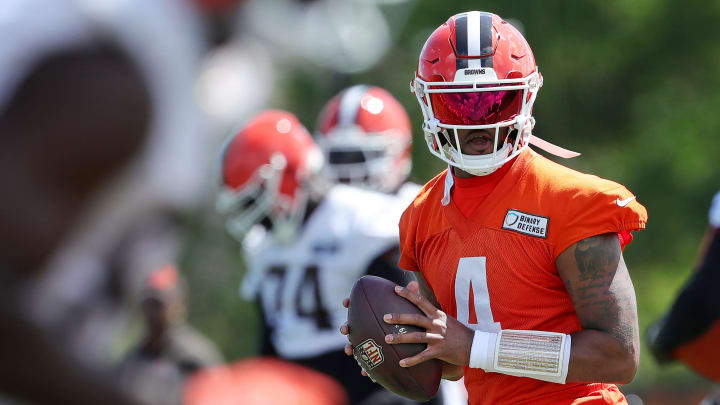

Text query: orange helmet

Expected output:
[411,11,543,176]
[216,110,323,242]
[315,85,412,193]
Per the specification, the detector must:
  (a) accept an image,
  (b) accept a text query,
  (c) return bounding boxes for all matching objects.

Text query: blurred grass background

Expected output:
[180,0,720,400]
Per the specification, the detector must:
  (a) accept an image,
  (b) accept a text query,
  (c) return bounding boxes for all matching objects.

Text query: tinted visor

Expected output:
[328,149,383,164]
[430,89,522,125]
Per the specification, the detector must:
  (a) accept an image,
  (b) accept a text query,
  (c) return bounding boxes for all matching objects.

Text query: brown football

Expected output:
[347,275,442,402]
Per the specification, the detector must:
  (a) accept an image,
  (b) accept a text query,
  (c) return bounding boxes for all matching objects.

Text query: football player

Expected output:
[120,265,224,405]
[647,191,720,404]
[217,110,441,404]
[342,11,647,405]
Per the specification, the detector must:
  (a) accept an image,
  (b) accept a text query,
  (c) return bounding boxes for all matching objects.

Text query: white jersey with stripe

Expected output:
[241,184,408,359]
[396,182,423,207]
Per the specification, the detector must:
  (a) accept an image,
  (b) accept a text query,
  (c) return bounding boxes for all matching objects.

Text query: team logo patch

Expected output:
[354,339,384,371]
[502,209,549,238]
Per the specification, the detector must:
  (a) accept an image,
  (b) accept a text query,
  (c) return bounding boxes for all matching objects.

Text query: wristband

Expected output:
[468,329,571,384]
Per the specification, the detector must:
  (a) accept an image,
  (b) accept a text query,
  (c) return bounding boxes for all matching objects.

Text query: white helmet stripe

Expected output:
[467,11,482,69]
[338,85,369,127]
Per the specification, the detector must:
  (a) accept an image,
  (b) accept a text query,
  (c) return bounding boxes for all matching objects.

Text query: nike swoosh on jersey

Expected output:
[616,196,637,207]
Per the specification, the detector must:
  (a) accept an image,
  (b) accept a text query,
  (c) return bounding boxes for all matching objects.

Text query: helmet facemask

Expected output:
[217,153,310,244]
[412,70,542,176]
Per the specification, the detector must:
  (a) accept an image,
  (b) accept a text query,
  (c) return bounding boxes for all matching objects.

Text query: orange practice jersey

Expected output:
[398,149,647,405]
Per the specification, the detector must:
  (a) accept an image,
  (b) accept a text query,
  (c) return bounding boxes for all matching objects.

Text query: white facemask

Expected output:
[444,141,513,177]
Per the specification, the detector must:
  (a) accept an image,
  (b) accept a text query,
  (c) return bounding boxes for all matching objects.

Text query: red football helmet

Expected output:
[412,11,554,176]
[315,85,412,193]
[217,110,323,242]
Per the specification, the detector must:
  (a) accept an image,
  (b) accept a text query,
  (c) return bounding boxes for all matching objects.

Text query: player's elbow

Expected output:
[614,347,639,385]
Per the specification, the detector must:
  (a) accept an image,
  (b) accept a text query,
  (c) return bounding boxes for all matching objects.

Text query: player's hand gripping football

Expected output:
[384,281,475,368]
[341,281,473,373]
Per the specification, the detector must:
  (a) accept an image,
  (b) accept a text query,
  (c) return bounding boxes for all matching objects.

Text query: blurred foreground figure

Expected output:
[216,110,440,404]
[120,265,223,405]
[0,0,205,403]
[0,20,152,405]
[183,357,348,405]
[647,191,720,404]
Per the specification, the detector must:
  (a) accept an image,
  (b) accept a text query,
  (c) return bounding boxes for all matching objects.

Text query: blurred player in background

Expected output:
[315,85,419,200]
[0,0,207,403]
[316,85,467,405]
[216,110,445,404]
[119,265,223,405]
[342,10,648,405]
[647,191,720,405]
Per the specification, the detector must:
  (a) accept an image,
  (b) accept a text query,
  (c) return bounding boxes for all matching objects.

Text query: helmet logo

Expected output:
[463,68,486,75]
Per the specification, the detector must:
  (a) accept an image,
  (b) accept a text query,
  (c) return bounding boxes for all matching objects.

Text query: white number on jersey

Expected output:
[454,257,501,332]
[262,264,332,330]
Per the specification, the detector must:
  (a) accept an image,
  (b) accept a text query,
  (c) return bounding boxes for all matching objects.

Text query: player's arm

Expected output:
[556,233,640,384]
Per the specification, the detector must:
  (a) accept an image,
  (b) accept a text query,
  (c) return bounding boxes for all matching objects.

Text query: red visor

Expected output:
[430,89,521,125]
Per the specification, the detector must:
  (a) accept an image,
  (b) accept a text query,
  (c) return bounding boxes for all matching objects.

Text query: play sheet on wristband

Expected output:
[493,330,565,377]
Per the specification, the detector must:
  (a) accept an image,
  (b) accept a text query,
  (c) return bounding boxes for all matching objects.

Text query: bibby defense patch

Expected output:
[502,209,548,238]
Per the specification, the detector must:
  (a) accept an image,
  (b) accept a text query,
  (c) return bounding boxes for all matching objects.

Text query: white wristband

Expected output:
[468,330,498,370]
[468,329,571,384]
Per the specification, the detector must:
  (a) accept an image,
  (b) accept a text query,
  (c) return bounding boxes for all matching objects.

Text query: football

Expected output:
[347,275,442,402]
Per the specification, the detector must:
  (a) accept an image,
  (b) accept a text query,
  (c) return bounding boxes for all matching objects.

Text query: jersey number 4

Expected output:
[454,257,501,332]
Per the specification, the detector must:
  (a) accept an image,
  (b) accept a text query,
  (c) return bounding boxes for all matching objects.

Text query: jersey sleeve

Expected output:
[551,184,648,259]
[398,204,420,271]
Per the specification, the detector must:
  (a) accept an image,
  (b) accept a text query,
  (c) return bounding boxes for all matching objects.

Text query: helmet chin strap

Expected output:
[515,114,581,159]
[528,135,581,159]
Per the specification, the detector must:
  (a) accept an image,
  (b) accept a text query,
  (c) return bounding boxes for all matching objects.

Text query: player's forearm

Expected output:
[566,329,638,384]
